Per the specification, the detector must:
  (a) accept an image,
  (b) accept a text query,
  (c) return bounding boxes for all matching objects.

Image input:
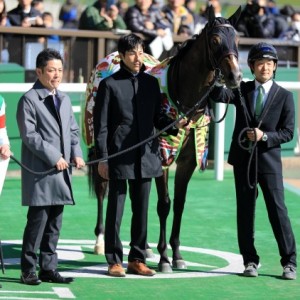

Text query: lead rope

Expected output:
[10,78,221,175]
[10,68,233,176]
[237,85,280,189]
[236,87,258,190]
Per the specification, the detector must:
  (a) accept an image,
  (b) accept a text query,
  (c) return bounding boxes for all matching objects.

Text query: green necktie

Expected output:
[255,85,264,119]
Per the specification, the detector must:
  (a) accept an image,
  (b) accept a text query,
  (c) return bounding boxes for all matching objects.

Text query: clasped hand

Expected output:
[247,128,263,142]
[176,118,191,132]
[56,157,85,171]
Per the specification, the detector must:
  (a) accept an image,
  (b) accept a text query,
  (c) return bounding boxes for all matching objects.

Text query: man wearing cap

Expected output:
[210,42,297,280]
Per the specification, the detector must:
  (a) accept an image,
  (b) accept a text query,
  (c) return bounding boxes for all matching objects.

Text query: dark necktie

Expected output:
[255,85,264,119]
[52,94,60,111]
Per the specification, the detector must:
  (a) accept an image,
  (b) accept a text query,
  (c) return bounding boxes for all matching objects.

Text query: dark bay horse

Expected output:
[82,5,242,272]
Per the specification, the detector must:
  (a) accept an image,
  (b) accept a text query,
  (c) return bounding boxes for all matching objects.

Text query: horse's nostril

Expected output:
[228,72,238,81]
[237,73,242,83]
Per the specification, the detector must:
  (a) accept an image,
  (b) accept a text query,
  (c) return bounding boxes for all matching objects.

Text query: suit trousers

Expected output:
[233,165,297,267]
[21,205,64,272]
[105,178,151,265]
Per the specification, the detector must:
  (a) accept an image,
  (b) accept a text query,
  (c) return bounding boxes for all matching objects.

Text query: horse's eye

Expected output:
[211,36,221,47]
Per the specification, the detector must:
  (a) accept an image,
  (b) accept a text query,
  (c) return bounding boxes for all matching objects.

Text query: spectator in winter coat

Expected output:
[78,0,126,31]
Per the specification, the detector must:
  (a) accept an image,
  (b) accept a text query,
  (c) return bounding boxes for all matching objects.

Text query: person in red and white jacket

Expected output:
[0,95,11,160]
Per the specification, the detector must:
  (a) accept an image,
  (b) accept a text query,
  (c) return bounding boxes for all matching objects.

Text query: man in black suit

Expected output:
[94,34,187,277]
[211,42,297,280]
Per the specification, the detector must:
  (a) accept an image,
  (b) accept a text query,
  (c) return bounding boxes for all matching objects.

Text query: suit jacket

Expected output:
[94,63,177,180]
[210,80,295,173]
[16,80,83,206]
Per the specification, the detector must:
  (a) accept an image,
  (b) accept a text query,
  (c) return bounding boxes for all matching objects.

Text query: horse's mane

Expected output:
[169,34,199,63]
[169,16,229,64]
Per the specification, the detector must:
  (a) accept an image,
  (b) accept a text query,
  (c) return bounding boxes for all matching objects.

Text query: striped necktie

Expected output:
[255,85,264,119]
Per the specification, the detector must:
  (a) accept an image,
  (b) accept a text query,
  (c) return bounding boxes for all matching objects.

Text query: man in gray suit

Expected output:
[16,48,85,285]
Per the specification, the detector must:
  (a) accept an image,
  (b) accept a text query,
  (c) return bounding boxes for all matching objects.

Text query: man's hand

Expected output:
[247,128,263,142]
[0,144,11,160]
[55,157,69,171]
[73,157,85,169]
[108,5,119,20]
[176,118,191,131]
[98,161,109,180]
[100,7,113,28]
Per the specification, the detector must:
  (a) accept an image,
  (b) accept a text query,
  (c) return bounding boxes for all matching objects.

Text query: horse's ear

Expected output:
[228,6,242,27]
[207,5,216,27]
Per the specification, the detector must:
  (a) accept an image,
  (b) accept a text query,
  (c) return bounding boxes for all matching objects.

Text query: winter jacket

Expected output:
[16,80,83,206]
[124,5,169,38]
[94,62,178,179]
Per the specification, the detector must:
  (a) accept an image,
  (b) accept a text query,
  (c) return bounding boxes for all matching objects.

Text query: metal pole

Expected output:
[214,103,226,181]
[295,46,300,156]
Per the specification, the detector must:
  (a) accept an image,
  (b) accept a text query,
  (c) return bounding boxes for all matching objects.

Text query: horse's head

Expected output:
[206,6,242,89]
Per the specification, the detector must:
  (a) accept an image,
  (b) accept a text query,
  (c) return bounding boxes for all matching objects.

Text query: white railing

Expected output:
[0,83,87,92]
[0,83,86,113]
[1,82,299,180]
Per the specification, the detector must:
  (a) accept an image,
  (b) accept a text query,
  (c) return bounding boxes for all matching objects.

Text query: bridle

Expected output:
[168,21,239,117]
[205,22,239,71]
[12,21,241,175]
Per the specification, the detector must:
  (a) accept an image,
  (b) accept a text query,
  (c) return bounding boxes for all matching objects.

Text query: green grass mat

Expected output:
[0,170,299,299]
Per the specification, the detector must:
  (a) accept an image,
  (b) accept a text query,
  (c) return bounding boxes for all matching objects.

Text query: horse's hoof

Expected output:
[94,244,104,255]
[158,263,173,273]
[172,260,187,269]
[94,234,104,255]
[146,248,155,258]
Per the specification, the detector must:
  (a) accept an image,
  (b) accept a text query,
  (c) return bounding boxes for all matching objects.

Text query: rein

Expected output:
[169,22,238,125]
[206,23,239,70]
[12,22,240,175]
[10,80,220,175]
[236,87,257,189]
[205,23,239,124]
[237,86,280,189]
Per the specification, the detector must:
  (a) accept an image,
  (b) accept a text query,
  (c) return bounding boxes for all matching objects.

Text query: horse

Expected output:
[82,5,242,273]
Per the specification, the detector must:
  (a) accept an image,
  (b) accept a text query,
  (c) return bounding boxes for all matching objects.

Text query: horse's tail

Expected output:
[87,146,108,198]
[87,147,97,196]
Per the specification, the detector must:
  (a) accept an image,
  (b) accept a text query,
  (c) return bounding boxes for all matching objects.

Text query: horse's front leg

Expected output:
[155,169,172,273]
[170,137,197,269]
[92,159,108,255]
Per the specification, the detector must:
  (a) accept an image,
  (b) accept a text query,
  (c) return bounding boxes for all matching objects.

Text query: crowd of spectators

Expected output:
[1,1,300,37]
[1,0,300,60]
[1,1,299,38]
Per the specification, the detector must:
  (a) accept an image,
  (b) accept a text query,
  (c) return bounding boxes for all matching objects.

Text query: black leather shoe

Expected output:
[39,269,74,284]
[20,272,42,285]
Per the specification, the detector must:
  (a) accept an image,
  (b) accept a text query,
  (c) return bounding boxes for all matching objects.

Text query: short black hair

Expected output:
[32,0,43,5]
[117,34,145,55]
[36,48,63,69]
[42,12,53,19]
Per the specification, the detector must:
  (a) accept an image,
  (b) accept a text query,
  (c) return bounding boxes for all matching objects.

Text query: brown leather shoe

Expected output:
[108,264,125,277]
[127,260,156,276]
